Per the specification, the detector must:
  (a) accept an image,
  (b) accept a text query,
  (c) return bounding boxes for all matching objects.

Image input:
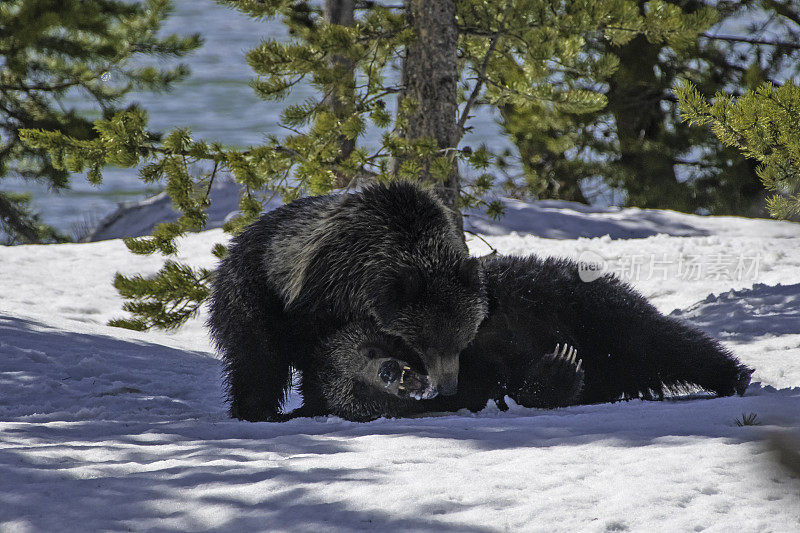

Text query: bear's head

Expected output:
[371,256,487,398]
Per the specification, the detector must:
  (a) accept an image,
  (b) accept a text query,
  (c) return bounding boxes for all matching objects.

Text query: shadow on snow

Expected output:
[1,312,798,531]
[671,283,800,342]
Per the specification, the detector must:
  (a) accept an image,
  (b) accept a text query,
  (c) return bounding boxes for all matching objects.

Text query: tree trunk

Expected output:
[607,34,693,211]
[325,0,356,188]
[399,0,461,226]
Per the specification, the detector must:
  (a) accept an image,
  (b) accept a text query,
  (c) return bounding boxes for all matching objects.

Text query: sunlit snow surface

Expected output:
[1,200,799,532]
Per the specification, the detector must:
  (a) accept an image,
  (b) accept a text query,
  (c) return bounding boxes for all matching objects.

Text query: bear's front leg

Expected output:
[512,344,585,408]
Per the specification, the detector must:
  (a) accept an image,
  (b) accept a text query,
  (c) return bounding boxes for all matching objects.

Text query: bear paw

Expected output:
[712,365,755,397]
[513,343,585,409]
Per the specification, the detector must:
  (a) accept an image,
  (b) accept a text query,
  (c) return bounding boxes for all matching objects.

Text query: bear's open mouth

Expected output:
[398,364,435,399]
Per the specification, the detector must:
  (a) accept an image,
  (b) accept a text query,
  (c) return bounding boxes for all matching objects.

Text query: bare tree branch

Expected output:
[456,1,513,137]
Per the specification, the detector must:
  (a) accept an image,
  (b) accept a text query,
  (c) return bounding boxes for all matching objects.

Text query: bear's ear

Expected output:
[457,258,481,290]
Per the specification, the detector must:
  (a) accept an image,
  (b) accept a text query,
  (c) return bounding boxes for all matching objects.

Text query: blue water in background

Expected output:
[12,2,793,236]
[5,0,509,236]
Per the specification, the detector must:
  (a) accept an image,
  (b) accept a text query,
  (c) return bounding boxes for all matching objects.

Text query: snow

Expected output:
[2,196,800,532]
[85,180,800,242]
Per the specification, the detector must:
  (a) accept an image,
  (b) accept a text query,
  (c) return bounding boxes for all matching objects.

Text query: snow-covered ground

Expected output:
[1,198,800,532]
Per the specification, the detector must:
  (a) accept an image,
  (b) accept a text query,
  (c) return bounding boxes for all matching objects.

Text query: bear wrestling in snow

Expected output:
[209,181,753,423]
[291,319,586,421]
[284,255,754,422]
[207,181,487,421]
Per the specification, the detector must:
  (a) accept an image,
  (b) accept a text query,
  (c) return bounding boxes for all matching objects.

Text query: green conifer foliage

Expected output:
[677,81,800,220]
[0,0,200,243]
[502,0,800,216]
[22,0,716,330]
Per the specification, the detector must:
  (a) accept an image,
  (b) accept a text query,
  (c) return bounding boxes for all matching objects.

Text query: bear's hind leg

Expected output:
[650,319,754,397]
[584,313,754,401]
[573,275,754,401]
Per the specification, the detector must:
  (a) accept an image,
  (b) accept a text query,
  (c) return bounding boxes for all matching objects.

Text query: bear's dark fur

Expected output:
[297,321,431,422]
[288,320,586,421]
[458,254,753,406]
[283,254,753,422]
[207,182,487,421]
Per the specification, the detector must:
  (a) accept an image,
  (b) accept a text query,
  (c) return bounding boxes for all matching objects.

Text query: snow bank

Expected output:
[2,198,800,532]
[85,180,800,242]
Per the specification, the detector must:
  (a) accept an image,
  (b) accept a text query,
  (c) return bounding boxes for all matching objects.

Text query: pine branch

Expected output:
[672,158,725,169]
[701,33,800,49]
[0,193,40,244]
[0,0,201,243]
[140,142,300,161]
[0,80,83,92]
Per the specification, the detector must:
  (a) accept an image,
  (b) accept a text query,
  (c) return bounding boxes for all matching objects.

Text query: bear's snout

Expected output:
[423,351,460,397]
[437,376,458,396]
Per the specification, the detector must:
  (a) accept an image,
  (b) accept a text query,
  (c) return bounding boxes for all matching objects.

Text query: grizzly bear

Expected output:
[207,182,487,421]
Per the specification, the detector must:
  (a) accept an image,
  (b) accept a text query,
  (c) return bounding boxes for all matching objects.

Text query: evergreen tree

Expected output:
[502,0,800,216]
[0,0,200,243]
[22,0,711,330]
[677,81,800,220]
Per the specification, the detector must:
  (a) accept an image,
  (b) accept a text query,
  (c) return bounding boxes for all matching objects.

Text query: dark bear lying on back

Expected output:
[286,254,753,422]
[207,181,487,421]
[464,254,752,406]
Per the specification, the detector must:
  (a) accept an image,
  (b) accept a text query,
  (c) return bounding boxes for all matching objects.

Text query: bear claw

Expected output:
[550,343,581,369]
